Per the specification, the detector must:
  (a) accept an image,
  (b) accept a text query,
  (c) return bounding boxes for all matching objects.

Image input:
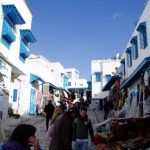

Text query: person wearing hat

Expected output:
[49,106,77,150]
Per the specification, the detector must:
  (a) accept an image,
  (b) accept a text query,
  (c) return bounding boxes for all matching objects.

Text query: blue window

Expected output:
[126,48,132,68]
[105,74,111,81]
[95,72,102,82]
[68,82,71,86]
[137,22,147,49]
[1,4,25,49]
[63,76,68,89]
[130,36,138,60]
[19,41,30,63]
[19,30,36,63]
[13,89,18,102]
[1,18,16,49]
[120,59,125,76]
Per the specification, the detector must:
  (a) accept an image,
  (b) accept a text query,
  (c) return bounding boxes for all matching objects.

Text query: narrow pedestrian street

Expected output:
[3,108,102,150]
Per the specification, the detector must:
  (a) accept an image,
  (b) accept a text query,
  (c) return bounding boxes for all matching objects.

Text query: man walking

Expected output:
[72,106,94,150]
[44,100,54,130]
[49,106,77,150]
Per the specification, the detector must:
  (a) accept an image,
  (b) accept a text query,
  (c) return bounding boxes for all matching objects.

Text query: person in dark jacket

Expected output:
[44,100,55,130]
[2,124,42,150]
[72,106,94,150]
[103,100,110,120]
[49,106,77,150]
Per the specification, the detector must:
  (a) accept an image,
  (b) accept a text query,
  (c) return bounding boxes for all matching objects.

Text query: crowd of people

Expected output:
[46,92,94,150]
[0,92,94,150]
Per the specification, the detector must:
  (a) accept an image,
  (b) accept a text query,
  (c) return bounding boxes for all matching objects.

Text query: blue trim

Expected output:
[2,5,25,25]
[102,75,119,91]
[30,74,45,83]
[120,57,150,89]
[20,30,36,43]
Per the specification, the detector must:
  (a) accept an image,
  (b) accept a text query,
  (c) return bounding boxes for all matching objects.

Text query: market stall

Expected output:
[94,118,150,150]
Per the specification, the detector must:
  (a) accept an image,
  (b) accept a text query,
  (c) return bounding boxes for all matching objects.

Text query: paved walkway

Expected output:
[1,109,104,149]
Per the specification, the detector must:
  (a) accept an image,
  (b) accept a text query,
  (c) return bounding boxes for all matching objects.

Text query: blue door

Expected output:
[29,88,36,115]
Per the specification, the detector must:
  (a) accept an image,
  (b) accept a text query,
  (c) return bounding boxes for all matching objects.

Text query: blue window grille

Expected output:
[95,72,102,82]
[13,89,18,102]
[137,22,148,49]
[1,18,16,49]
[126,48,132,68]
[130,36,138,60]
[120,59,125,76]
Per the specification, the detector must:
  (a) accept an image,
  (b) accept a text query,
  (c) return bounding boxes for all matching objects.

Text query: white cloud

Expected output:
[113,13,122,20]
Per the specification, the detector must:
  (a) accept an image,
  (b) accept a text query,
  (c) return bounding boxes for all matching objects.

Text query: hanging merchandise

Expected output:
[144,71,149,87]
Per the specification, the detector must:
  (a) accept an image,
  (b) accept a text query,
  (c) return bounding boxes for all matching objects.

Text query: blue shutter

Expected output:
[13,89,18,102]
[139,32,145,49]
[105,74,111,81]
[95,72,102,82]
[143,27,147,48]
[137,22,148,49]
[131,36,138,60]
[126,48,132,67]
[120,59,125,76]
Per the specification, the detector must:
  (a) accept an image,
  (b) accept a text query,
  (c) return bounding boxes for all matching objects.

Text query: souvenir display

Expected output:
[95,118,150,150]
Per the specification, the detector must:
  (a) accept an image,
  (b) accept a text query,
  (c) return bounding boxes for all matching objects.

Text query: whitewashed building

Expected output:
[65,68,88,99]
[91,54,121,101]
[18,54,55,115]
[50,62,68,89]
[0,0,36,116]
[120,0,150,117]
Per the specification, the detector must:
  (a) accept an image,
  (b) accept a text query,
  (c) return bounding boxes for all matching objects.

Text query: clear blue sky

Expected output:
[27,0,147,80]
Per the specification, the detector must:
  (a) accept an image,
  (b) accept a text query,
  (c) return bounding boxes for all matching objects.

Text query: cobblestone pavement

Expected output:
[2,109,104,150]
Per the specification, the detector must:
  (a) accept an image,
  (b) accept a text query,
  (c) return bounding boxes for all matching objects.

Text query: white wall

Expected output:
[121,0,150,79]
[50,62,66,87]
[0,1,35,115]
[91,58,120,98]
[0,0,33,75]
